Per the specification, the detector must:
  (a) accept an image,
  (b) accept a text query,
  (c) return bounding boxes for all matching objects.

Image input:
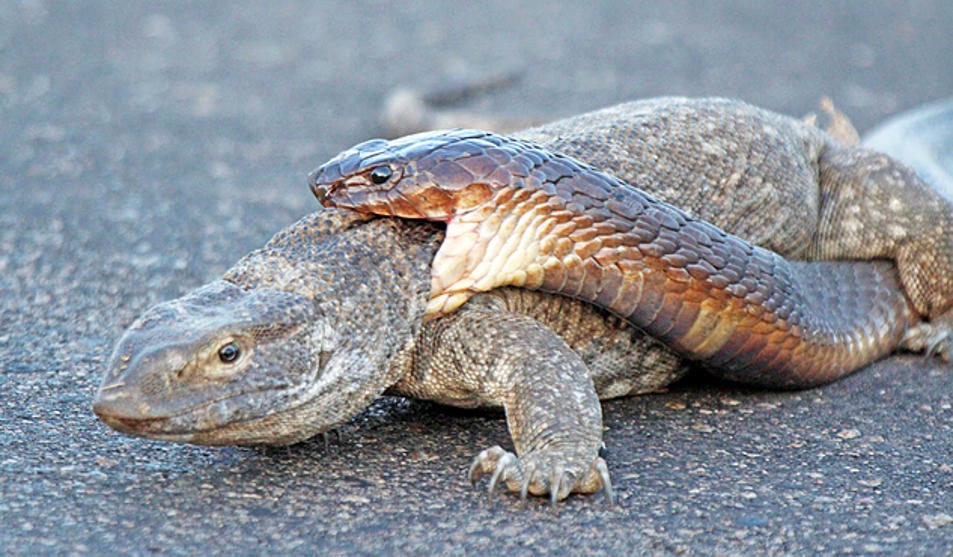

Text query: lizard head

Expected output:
[308,129,520,221]
[94,211,437,447]
[93,280,339,445]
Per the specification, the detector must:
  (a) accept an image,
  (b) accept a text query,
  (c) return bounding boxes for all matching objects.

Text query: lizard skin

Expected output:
[310,97,953,362]
[95,98,948,503]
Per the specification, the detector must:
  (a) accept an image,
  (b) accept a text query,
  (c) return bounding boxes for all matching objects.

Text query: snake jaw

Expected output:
[310,181,333,207]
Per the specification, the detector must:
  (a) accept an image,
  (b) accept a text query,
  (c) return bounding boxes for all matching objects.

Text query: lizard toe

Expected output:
[470,446,522,503]
[469,447,613,507]
[902,317,953,363]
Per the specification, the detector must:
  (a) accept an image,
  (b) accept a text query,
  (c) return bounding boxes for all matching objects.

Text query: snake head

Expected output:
[308,129,520,221]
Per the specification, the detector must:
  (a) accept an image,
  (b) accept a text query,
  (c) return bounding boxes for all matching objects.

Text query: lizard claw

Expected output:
[519,458,536,504]
[596,457,615,506]
[549,466,566,512]
[902,318,953,363]
[487,451,518,503]
[927,331,952,361]
[469,446,519,504]
[468,446,613,507]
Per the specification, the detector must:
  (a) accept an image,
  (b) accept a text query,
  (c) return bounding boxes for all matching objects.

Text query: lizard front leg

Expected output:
[389,295,612,505]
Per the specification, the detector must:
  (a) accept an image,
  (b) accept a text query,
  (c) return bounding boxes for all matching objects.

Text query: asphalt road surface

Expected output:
[3,1,953,554]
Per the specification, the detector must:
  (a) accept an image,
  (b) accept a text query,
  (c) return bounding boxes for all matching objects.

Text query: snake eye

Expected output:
[368,166,393,185]
[218,342,241,364]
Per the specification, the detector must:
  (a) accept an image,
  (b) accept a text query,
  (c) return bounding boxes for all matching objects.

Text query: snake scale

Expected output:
[310,98,953,386]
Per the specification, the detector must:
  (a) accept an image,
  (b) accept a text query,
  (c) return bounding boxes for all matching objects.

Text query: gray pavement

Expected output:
[2,1,953,554]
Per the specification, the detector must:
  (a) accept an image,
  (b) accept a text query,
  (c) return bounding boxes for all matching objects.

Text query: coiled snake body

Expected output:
[310,122,920,388]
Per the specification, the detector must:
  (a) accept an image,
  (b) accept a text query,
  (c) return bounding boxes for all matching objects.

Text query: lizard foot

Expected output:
[468,446,614,508]
[902,317,953,363]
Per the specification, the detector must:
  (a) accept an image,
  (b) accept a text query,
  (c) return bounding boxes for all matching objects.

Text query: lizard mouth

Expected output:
[94,411,184,439]
[93,403,303,445]
[92,382,298,444]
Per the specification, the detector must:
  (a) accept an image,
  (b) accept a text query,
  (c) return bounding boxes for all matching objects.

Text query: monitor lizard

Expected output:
[94,98,950,505]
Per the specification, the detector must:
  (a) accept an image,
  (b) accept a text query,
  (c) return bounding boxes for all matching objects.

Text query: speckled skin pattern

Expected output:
[96,98,950,503]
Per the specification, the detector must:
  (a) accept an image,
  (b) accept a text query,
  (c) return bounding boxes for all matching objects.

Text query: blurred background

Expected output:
[4,1,951,199]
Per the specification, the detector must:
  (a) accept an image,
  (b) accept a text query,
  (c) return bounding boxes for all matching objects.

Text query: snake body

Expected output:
[309,129,915,387]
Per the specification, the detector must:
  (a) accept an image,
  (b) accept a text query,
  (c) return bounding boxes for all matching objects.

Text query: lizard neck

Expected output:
[223,210,445,428]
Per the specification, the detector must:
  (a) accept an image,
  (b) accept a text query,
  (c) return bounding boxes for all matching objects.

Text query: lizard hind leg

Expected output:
[814,146,953,363]
[815,147,953,321]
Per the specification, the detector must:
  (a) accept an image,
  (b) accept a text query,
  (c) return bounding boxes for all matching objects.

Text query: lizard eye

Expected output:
[218,342,241,364]
[368,166,393,185]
